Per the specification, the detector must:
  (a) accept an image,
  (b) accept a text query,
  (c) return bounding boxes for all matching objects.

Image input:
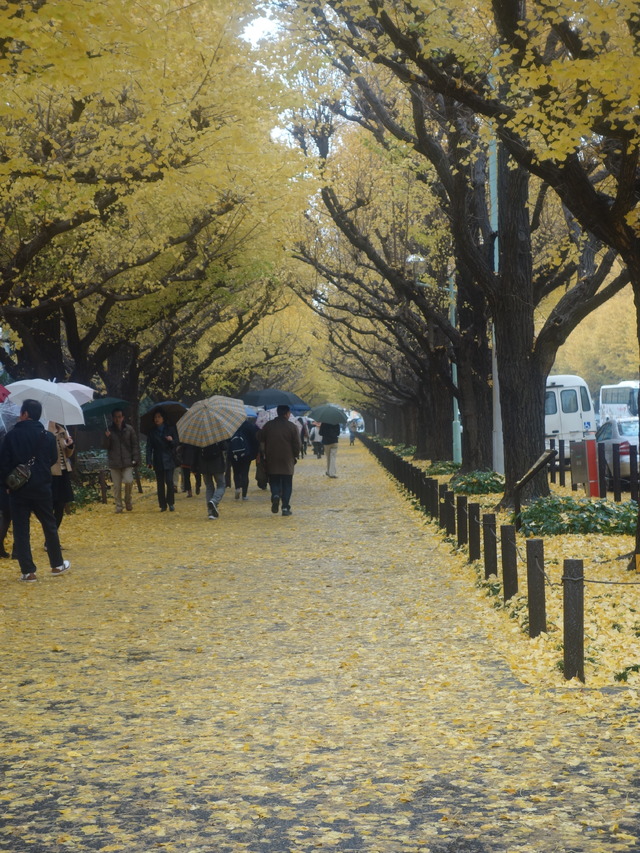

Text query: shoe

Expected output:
[51,560,71,576]
[242,496,249,501]
[20,572,37,582]
[0,547,9,558]
[235,489,241,500]
[271,496,280,514]
[282,508,292,516]
[186,491,193,498]
[168,505,175,512]
[207,500,219,519]
[115,506,123,514]
[125,504,133,511]
[160,507,167,512]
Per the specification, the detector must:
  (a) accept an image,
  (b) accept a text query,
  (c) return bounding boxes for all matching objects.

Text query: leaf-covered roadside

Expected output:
[404,455,640,689]
[1,445,639,851]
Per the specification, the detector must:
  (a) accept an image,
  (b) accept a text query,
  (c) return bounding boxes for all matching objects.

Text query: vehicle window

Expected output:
[580,386,592,412]
[561,389,578,414]
[545,391,557,415]
[596,423,612,440]
[619,421,639,437]
[630,391,639,417]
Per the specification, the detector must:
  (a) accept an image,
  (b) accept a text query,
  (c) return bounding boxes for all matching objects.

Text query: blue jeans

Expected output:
[203,472,226,507]
[269,474,293,510]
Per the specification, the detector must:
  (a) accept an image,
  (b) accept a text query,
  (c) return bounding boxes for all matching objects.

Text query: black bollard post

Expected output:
[526,539,547,638]
[468,502,481,562]
[563,559,585,682]
[438,483,448,528]
[457,495,468,547]
[445,490,455,536]
[500,524,518,601]
[630,446,639,503]
[483,513,498,579]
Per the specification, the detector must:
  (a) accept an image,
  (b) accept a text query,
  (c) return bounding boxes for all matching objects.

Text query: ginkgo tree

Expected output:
[270,0,633,501]
[0,0,308,402]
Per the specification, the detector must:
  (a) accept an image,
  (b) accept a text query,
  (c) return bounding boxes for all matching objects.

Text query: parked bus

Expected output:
[545,375,596,459]
[599,381,640,423]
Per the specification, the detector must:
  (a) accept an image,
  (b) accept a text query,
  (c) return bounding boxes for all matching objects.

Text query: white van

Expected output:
[599,381,639,423]
[545,374,595,456]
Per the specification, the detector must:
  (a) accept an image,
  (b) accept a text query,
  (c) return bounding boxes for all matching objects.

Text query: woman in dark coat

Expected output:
[145,409,179,512]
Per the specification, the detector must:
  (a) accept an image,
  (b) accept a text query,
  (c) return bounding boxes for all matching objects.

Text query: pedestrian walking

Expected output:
[0,399,70,581]
[193,441,227,519]
[178,442,201,498]
[297,417,309,457]
[104,408,140,513]
[320,421,340,478]
[48,421,75,529]
[145,408,179,512]
[259,404,301,516]
[229,419,260,500]
[309,423,324,458]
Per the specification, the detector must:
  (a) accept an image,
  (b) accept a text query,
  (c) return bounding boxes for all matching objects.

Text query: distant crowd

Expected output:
[0,400,357,581]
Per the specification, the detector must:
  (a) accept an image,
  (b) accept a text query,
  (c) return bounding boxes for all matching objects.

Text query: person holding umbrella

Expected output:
[0,399,70,580]
[103,407,140,513]
[320,421,341,478]
[176,395,247,520]
[259,404,301,517]
[307,404,349,479]
[145,408,179,512]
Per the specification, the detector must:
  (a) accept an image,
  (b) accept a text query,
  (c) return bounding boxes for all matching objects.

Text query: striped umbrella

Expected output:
[176,396,246,447]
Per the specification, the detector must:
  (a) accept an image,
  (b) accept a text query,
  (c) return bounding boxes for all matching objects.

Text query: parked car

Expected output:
[595,416,640,479]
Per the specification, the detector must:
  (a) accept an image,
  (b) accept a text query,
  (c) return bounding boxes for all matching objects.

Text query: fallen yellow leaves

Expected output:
[0,447,639,851]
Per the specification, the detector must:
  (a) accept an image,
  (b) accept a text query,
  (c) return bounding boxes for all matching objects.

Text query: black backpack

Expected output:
[229,432,248,461]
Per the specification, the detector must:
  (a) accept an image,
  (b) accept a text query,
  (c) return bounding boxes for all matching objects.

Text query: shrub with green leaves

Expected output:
[451,470,505,494]
[518,496,638,536]
[425,460,461,475]
[394,443,417,457]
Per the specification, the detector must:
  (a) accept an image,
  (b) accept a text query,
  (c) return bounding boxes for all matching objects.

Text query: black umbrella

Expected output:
[139,401,188,435]
[241,388,310,410]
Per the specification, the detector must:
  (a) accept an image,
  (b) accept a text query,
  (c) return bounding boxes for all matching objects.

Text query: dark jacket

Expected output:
[104,421,140,469]
[146,423,179,470]
[193,441,228,476]
[0,418,57,496]
[177,442,198,469]
[259,416,301,476]
[319,422,340,445]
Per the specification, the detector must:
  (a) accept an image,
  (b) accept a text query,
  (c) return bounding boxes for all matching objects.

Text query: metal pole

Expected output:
[449,272,462,465]
[489,133,504,475]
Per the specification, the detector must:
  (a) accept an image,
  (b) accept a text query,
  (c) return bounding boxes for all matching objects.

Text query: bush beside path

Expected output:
[0,443,639,851]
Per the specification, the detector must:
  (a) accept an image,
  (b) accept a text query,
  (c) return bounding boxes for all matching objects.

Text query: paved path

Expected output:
[0,443,638,852]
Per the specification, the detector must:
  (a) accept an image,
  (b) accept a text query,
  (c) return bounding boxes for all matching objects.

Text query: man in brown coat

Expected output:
[259,405,301,516]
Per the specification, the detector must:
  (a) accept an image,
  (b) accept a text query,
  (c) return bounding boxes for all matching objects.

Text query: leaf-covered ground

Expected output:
[1,443,639,852]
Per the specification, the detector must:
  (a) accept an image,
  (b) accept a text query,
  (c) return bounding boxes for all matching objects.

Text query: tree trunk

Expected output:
[11,311,66,379]
[494,155,549,505]
[456,343,493,471]
[102,342,141,427]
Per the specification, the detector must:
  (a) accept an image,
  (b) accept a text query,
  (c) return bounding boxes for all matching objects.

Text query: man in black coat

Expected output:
[0,399,70,581]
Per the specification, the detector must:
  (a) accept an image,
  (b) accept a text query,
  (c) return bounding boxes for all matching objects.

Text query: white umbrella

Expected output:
[6,379,85,426]
[256,407,303,433]
[56,382,96,405]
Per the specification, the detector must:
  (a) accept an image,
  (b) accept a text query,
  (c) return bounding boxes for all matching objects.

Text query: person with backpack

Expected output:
[229,418,260,500]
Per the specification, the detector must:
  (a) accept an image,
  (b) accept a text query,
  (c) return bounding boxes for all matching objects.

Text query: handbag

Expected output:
[6,459,34,491]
